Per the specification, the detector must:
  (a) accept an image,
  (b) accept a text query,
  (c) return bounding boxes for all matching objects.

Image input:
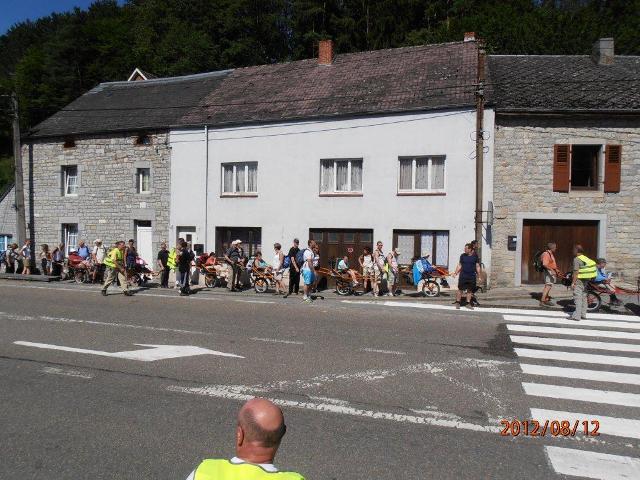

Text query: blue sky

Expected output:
[1,0,125,35]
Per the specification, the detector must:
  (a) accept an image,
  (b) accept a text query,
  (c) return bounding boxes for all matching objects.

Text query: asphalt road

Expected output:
[1,280,638,479]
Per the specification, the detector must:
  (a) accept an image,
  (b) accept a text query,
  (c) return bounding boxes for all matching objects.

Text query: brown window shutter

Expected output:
[604,144,622,193]
[553,144,570,192]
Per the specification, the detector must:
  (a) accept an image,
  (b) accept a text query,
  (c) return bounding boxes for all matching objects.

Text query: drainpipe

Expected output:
[474,40,486,262]
[204,125,209,250]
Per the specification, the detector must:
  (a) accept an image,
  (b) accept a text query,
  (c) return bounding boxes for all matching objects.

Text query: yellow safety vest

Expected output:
[103,248,122,269]
[577,254,597,279]
[193,459,304,480]
[167,248,177,270]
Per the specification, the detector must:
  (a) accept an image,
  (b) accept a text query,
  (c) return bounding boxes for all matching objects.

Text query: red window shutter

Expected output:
[553,144,570,192]
[604,144,621,193]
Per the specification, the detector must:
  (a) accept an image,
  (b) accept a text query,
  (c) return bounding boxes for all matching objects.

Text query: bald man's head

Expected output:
[238,398,286,448]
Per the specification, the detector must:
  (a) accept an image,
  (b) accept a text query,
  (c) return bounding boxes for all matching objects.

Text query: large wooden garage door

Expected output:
[521,220,599,284]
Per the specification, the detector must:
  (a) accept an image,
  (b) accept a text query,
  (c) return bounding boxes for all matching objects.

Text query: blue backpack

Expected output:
[282,256,291,269]
[295,248,307,267]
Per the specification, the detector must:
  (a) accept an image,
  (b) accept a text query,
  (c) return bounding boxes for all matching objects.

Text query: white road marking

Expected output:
[41,366,93,379]
[166,384,500,433]
[531,408,640,440]
[360,348,407,355]
[510,335,640,353]
[545,446,640,479]
[515,348,640,368]
[14,341,244,361]
[504,315,640,330]
[523,382,640,408]
[342,299,636,321]
[507,324,640,341]
[520,363,640,386]
[250,337,304,345]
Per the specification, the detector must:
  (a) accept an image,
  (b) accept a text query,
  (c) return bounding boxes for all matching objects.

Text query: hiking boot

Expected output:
[101,289,107,296]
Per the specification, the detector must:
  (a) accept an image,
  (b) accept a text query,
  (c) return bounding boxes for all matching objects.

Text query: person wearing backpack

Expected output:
[539,242,561,307]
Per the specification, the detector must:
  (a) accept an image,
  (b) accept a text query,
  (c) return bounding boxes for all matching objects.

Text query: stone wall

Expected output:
[491,116,640,286]
[0,184,17,241]
[21,132,171,256]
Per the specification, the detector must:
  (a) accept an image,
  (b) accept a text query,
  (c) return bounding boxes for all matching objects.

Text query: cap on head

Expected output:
[94,239,102,244]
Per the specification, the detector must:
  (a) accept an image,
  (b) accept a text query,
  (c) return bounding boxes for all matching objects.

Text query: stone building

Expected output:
[488,39,640,286]
[22,71,227,261]
[0,183,16,251]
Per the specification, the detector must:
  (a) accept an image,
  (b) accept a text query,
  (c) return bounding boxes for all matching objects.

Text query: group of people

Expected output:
[538,242,620,321]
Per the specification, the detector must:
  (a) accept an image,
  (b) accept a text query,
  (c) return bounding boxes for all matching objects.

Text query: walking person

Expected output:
[453,243,480,310]
[284,238,300,298]
[540,242,561,306]
[385,247,400,296]
[101,240,132,296]
[301,240,316,303]
[272,243,286,295]
[20,239,31,275]
[570,244,597,321]
[224,239,242,292]
[372,241,386,296]
[184,398,305,480]
[177,241,194,296]
[91,239,106,283]
[157,242,170,288]
[358,246,374,293]
[39,244,51,275]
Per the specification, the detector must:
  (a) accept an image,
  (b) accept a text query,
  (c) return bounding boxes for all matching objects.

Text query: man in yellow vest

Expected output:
[185,398,304,480]
[570,244,597,321]
[101,240,132,296]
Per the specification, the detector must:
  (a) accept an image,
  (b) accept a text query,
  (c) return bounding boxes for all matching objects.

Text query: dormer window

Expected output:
[135,134,152,146]
[63,139,76,149]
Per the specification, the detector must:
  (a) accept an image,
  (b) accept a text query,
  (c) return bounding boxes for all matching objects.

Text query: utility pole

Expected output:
[12,92,27,247]
[474,40,486,262]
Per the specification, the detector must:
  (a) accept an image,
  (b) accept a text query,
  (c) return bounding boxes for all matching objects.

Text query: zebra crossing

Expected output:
[507,310,640,479]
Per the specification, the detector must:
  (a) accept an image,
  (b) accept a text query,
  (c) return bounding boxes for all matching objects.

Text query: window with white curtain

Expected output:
[136,168,151,194]
[320,159,363,193]
[393,229,450,267]
[398,156,446,193]
[62,224,78,254]
[221,162,258,194]
[62,166,78,196]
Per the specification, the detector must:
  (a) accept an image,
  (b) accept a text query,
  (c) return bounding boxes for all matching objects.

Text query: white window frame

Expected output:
[221,162,258,195]
[0,234,11,252]
[320,158,363,194]
[62,224,78,255]
[397,156,446,194]
[63,166,78,196]
[136,168,151,194]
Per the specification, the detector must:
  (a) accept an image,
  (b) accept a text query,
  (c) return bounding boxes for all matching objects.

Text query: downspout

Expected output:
[204,125,209,250]
[474,40,486,262]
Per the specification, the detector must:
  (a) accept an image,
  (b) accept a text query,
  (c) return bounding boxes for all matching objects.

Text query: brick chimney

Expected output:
[591,38,614,65]
[464,32,476,42]
[318,39,334,65]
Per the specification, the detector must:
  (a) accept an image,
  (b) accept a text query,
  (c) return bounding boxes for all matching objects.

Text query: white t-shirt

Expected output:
[185,457,278,479]
[302,249,314,272]
[92,245,106,263]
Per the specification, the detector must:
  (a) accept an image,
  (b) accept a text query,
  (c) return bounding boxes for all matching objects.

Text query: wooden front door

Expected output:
[308,229,373,271]
[521,220,599,284]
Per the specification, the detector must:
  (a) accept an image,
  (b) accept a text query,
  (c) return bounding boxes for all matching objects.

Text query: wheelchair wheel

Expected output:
[74,270,86,284]
[587,291,601,312]
[421,280,440,297]
[205,274,216,288]
[336,282,353,296]
[254,278,268,293]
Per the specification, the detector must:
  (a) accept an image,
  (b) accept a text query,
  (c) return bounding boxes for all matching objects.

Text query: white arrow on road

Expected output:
[14,341,244,362]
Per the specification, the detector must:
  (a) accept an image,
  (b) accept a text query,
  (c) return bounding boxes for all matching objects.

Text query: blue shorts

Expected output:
[302,269,315,286]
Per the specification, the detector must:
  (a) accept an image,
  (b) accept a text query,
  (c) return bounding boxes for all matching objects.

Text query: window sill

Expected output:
[319,192,363,197]
[220,193,258,198]
[397,191,446,196]
[63,194,79,198]
[569,190,604,198]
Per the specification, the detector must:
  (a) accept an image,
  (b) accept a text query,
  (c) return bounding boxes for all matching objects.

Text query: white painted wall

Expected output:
[170,109,495,274]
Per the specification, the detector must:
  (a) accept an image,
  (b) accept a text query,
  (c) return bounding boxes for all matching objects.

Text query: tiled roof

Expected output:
[27,70,232,138]
[28,41,478,138]
[180,41,478,126]
[488,55,640,112]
